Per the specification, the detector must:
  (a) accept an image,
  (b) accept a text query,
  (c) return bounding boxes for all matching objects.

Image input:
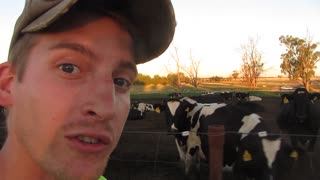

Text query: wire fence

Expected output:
[1,112,320,180]
[105,128,320,180]
[120,130,320,138]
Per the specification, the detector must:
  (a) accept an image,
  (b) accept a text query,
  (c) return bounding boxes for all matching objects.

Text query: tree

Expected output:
[152,74,167,85]
[181,49,201,88]
[239,37,264,87]
[231,70,239,80]
[279,35,320,90]
[169,44,182,89]
[134,73,152,85]
[166,73,179,88]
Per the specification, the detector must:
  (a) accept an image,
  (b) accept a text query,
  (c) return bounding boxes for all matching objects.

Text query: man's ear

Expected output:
[0,62,14,106]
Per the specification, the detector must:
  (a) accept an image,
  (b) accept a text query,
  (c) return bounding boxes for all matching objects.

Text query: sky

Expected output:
[1,0,320,78]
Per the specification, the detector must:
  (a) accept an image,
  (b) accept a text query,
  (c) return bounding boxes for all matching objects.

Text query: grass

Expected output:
[130,77,320,99]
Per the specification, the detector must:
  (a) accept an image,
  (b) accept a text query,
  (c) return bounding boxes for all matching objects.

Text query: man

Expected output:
[0,0,176,180]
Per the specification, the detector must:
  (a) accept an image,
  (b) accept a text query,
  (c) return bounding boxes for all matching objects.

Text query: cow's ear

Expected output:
[283,97,289,104]
[155,107,161,113]
[243,150,252,162]
[0,62,14,106]
[289,150,299,160]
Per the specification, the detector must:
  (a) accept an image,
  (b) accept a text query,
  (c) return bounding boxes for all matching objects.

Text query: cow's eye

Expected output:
[59,63,80,74]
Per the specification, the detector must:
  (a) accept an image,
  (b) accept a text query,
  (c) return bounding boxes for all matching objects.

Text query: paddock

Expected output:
[104,97,320,180]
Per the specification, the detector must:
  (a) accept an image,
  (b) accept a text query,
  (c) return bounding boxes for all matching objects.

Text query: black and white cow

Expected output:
[127,108,145,120]
[168,92,182,99]
[235,92,250,101]
[160,94,226,129]
[234,92,263,103]
[190,93,225,104]
[167,97,296,180]
[127,102,155,120]
[277,88,320,152]
[219,91,234,101]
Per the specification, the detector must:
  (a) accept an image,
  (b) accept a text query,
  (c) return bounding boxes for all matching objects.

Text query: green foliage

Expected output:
[279,35,320,90]
[166,72,189,88]
[134,73,168,85]
[151,75,168,85]
[134,73,151,85]
[209,76,224,82]
[231,70,240,80]
[166,73,179,87]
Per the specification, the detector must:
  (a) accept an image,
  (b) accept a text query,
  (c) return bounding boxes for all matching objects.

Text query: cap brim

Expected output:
[22,0,78,32]
[10,0,176,64]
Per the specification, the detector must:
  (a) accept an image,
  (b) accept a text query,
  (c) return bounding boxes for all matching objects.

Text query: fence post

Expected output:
[208,125,225,180]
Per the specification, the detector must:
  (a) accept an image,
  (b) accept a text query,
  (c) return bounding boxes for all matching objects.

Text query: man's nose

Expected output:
[81,79,116,121]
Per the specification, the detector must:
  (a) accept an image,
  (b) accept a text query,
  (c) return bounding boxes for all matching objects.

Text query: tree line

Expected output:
[134,73,231,87]
[136,34,320,91]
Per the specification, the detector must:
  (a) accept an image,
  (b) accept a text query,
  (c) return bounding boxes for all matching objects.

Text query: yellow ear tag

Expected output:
[290,150,298,159]
[155,107,161,113]
[185,107,190,112]
[243,150,252,162]
[283,97,289,104]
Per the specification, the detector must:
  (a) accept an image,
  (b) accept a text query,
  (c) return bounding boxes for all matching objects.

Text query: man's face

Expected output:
[7,16,136,179]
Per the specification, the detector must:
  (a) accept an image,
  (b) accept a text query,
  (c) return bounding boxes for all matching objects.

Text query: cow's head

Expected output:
[269,138,304,179]
[168,92,182,99]
[236,134,299,180]
[166,97,198,146]
[152,103,166,113]
[280,88,312,123]
[292,88,310,122]
[235,92,250,101]
[145,103,154,112]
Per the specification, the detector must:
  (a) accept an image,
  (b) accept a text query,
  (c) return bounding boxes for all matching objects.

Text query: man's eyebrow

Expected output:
[49,42,137,75]
[118,61,138,76]
[49,42,97,59]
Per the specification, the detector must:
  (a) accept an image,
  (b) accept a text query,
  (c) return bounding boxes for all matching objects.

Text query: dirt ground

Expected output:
[104,97,320,180]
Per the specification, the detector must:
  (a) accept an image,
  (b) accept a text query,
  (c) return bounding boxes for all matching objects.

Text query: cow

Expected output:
[127,102,155,120]
[277,88,320,152]
[167,97,297,180]
[127,108,145,120]
[220,91,234,101]
[190,93,225,104]
[162,94,264,128]
[168,92,182,99]
[223,91,262,103]
[235,92,250,101]
[159,94,227,128]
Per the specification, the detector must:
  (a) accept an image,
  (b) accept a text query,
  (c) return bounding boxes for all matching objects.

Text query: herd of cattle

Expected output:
[128,89,320,180]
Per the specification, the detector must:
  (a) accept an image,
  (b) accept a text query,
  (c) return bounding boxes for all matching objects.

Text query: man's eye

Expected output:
[114,78,131,89]
[59,63,80,74]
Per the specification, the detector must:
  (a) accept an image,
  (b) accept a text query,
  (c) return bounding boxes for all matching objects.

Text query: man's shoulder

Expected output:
[98,176,107,180]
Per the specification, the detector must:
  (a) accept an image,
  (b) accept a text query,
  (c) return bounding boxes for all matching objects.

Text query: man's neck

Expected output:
[0,140,51,180]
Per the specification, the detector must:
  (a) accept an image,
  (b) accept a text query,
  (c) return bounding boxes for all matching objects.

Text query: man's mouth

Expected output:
[66,133,111,153]
[77,136,101,144]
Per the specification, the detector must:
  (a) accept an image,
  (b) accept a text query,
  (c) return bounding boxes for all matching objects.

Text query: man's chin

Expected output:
[51,160,108,180]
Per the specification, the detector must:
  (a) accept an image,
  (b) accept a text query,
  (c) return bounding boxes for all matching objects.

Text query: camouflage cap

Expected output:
[9,0,176,64]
